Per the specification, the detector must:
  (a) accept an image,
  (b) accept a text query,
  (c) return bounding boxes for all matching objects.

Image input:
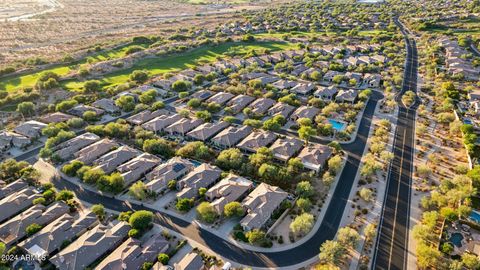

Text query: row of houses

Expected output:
[439,38,480,80]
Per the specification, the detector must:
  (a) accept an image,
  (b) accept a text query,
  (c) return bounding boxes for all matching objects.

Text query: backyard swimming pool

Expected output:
[449,232,464,248]
[328,119,346,132]
[470,210,480,223]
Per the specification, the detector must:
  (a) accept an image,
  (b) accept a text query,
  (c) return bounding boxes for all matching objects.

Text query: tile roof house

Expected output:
[0,202,69,246]
[19,211,98,258]
[314,86,339,101]
[248,98,276,115]
[93,146,141,174]
[117,153,161,186]
[289,106,320,121]
[240,183,288,231]
[291,82,315,96]
[270,137,304,162]
[267,102,296,119]
[0,179,28,200]
[38,112,75,124]
[226,95,255,114]
[237,130,277,153]
[91,99,120,114]
[67,104,105,118]
[95,234,169,270]
[127,109,168,125]
[190,90,214,101]
[186,121,229,142]
[165,118,203,136]
[335,89,358,103]
[257,75,280,85]
[142,114,183,134]
[54,132,101,161]
[152,79,172,91]
[50,222,130,270]
[323,70,343,82]
[211,125,253,149]
[174,252,204,270]
[14,120,47,139]
[206,92,235,106]
[363,73,382,88]
[271,80,297,90]
[0,131,30,151]
[297,144,333,172]
[145,157,195,193]
[205,174,253,214]
[0,187,42,223]
[176,163,222,199]
[75,138,119,165]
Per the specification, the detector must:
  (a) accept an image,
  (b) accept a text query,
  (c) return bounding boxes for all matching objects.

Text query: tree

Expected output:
[118,211,133,222]
[168,180,177,190]
[416,243,443,269]
[296,198,312,212]
[196,202,217,223]
[298,125,317,143]
[129,210,154,231]
[130,70,149,83]
[296,181,314,198]
[359,187,373,202]
[82,168,105,184]
[55,190,74,201]
[152,101,165,110]
[0,159,30,180]
[328,155,342,175]
[62,160,84,177]
[337,227,360,247]
[322,171,335,187]
[187,98,201,108]
[129,181,148,200]
[26,223,43,236]
[176,198,194,212]
[364,223,377,242]
[224,201,245,217]
[245,229,267,245]
[139,90,157,104]
[172,80,191,92]
[91,204,106,220]
[195,110,212,122]
[290,213,314,236]
[115,95,136,112]
[143,138,174,158]
[176,141,214,161]
[158,253,170,265]
[56,100,78,112]
[216,148,243,170]
[17,102,35,117]
[84,80,101,93]
[319,240,345,266]
[462,253,480,269]
[83,111,98,122]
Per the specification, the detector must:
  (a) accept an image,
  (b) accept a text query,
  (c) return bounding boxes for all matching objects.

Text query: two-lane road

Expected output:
[372,19,419,270]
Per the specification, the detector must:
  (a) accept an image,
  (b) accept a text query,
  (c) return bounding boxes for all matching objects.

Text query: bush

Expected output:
[196,202,217,223]
[129,210,154,231]
[26,223,43,236]
[55,190,74,201]
[158,253,170,265]
[128,228,141,238]
[176,198,194,212]
[91,204,106,220]
[61,160,84,177]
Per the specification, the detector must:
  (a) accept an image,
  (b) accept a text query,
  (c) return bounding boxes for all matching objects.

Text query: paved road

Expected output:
[371,19,419,270]
[30,89,382,268]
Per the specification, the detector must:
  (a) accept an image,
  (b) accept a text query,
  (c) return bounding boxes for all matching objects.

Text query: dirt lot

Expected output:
[0,0,285,65]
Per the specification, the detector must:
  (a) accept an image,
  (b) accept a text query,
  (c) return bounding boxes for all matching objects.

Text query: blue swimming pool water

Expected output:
[328,119,346,131]
[470,210,480,223]
[190,160,202,167]
[449,232,464,248]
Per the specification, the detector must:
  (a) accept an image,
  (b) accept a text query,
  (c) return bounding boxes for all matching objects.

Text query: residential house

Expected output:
[206,92,235,106]
[314,86,339,101]
[344,72,363,86]
[152,79,172,91]
[54,133,101,161]
[75,138,119,165]
[290,106,320,121]
[0,202,69,246]
[271,80,297,90]
[19,211,98,258]
[211,125,253,149]
[127,110,168,125]
[269,137,304,162]
[165,118,203,137]
[291,82,315,96]
[91,99,120,114]
[257,75,280,86]
[176,163,222,199]
[190,90,214,101]
[240,183,288,231]
[117,153,160,186]
[14,120,47,139]
[67,104,105,118]
[267,102,296,119]
[323,70,343,83]
[174,252,204,270]
[50,222,130,270]
[38,112,74,124]
[205,174,253,215]
[468,90,480,101]
[0,131,30,152]
[363,73,381,88]
[248,98,276,115]
[297,144,333,173]
[291,65,309,76]
[142,114,183,134]
[186,121,229,142]
[145,157,195,193]
[95,234,169,270]
[226,95,255,114]
[0,187,42,223]
[93,146,141,174]
[335,89,358,103]
[237,130,277,153]
[0,179,28,200]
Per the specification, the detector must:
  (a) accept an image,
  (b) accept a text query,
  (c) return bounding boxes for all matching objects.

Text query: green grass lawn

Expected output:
[63,40,296,91]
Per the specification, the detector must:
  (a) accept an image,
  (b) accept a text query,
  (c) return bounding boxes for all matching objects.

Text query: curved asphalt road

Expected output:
[371,19,419,270]
[44,89,383,268]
